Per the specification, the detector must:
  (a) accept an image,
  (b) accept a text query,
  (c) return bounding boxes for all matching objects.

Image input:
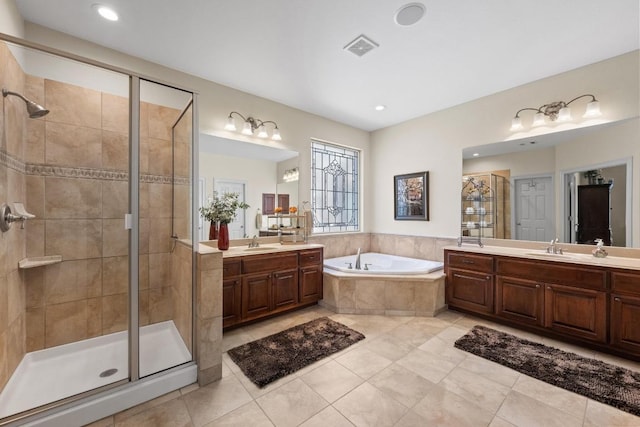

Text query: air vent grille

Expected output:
[344,34,379,57]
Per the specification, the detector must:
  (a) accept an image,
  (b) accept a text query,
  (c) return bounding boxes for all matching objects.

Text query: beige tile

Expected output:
[0,330,7,393]
[45,79,101,128]
[26,175,45,218]
[256,378,328,427]
[114,390,181,423]
[102,131,129,171]
[139,289,149,326]
[26,219,45,258]
[355,280,385,310]
[139,254,149,290]
[0,272,7,332]
[333,382,408,427]
[115,396,192,427]
[456,354,520,388]
[102,93,129,134]
[7,270,24,325]
[26,307,44,351]
[148,218,172,253]
[6,315,26,383]
[45,122,102,168]
[102,256,128,295]
[197,316,222,371]
[299,360,364,403]
[411,385,495,427]
[102,293,128,334]
[583,399,640,426]
[299,405,352,427]
[85,416,114,427]
[197,269,222,319]
[148,104,178,141]
[384,281,415,311]
[440,366,510,414]
[102,180,128,219]
[148,183,172,218]
[87,297,102,338]
[334,346,392,380]
[182,375,253,427]
[45,219,102,260]
[497,391,583,427]
[511,375,587,418]
[45,259,102,304]
[488,417,517,427]
[368,363,436,408]
[364,332,415,361]
[384,320,438,347]
[147,137,172,176]
[45,300,88,347]
[45,177,102,219]
[417,335,467,364]
[103,219,128,257]
[396,348,459,384]
[149,287,173,323]
[202,401,273,427]
[150,253,173,288]
[24,267,44,308]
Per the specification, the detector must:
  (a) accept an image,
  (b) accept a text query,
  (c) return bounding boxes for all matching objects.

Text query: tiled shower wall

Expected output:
[0,38,191,393]
[0,40,28,394]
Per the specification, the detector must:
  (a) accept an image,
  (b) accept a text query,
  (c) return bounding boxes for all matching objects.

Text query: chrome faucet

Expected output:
[248,235,260,248]
[355,248,361,270]
[546,238,563,254]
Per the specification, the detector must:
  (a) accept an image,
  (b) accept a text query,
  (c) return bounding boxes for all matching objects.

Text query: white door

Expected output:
[215,180,247,239]
[514,176,554,242]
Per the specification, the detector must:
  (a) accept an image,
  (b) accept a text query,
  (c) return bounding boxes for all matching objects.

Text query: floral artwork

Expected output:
[394,172,429,220]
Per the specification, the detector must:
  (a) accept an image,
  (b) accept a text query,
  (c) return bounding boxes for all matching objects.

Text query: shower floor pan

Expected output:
[0,320,191,419]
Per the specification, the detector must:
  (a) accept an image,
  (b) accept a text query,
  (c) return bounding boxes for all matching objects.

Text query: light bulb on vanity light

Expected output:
[531,112,546,127]
[241,121,253,135]
[271,128,282,141]
[224,115,236,131]
[583,100,602,118]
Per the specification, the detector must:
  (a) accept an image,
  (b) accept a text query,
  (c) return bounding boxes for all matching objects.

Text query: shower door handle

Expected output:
[124,213,132,229]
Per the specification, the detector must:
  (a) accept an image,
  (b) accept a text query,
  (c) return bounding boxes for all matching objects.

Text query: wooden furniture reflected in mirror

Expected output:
[262,193,290,215]
[577,183,613,245]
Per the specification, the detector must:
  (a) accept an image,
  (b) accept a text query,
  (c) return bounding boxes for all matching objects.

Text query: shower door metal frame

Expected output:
[0,31,199,426]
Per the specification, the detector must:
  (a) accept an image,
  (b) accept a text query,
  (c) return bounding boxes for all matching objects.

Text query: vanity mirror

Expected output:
[462,119,635,247]
[199,134,299,241]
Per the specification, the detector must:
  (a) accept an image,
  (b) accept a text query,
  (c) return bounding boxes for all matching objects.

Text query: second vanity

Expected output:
[218,243,324,329]
[445,245,640,361]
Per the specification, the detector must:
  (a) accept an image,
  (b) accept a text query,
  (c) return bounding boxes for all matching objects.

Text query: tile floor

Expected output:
[87,306,640,427]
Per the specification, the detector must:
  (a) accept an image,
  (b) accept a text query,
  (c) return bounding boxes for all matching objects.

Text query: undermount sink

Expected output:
[524,251,580,259]
[243,247,273,252]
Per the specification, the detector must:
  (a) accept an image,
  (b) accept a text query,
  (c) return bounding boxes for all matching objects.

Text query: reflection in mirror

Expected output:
[198,134,298,241]
[463,121,633,247]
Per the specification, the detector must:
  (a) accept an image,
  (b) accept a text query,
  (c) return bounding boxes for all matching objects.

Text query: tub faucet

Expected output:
[355,248,361,270]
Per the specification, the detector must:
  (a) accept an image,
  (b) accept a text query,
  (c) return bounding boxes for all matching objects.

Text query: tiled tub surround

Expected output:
[0,36,193,410]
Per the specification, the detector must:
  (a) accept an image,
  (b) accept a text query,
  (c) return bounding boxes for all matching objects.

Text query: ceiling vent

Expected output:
[344,34,379,57]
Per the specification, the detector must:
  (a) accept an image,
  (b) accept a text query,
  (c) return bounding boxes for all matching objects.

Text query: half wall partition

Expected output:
[0,34,198,426]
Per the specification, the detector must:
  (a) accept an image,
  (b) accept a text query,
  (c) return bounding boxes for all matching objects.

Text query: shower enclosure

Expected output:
[0,34,198,426]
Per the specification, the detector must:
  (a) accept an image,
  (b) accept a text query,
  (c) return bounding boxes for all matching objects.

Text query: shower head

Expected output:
[2,88,50,118]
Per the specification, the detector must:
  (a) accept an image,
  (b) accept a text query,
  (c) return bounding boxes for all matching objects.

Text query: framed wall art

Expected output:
[394,171,429,220]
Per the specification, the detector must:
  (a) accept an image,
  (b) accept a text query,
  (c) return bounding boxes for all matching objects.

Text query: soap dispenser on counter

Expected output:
[592,239,608,258]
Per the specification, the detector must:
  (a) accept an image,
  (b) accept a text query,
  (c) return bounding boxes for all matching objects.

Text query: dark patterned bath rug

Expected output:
[454,325,640,416]
[227,317,365,388]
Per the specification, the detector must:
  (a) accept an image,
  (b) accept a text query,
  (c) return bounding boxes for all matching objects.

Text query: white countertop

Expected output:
[445,244,640,271]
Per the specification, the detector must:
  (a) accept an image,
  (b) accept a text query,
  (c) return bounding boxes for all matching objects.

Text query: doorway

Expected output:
[215,179,247,239]
[513,175,554,242]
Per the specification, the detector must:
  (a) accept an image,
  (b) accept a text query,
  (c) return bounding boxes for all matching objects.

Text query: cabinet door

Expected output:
[544,283,607,343]
[496,276,544,326]
[447,268,493,314]
[611,294,640,355]
[242,272,272,320]
[222,278,242,328]
[272,268,299,311]
[299,264,323,304]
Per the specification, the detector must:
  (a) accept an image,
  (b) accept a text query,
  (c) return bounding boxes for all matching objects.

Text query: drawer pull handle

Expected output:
[547,286,552,290]
[615,297,621,302]
[536,284,540,288]
[486,276,491,280]
[461,259,474,264]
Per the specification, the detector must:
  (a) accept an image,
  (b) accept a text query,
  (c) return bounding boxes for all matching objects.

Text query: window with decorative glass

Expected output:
[310,140,360,233]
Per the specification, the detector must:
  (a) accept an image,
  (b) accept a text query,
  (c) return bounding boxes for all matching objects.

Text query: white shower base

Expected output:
[0,320,191,419]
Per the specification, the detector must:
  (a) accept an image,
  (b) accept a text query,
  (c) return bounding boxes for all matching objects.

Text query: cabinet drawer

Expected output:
[222,260,241,277]
[242,253,298,274]
[446,251,493,273]
[496,257,606,290]
[611,270,640,296]
[299,249,323,266]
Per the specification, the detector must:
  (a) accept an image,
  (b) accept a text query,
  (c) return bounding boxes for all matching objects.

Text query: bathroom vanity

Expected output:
[445,247,640,360]
[221,244,324,329]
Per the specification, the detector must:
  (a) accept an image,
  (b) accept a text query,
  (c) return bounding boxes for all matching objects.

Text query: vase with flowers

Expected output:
[199,192,250,250]
[289,206,298,227]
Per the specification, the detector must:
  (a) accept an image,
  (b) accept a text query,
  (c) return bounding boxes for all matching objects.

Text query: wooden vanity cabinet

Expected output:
[446,252,494,314]
[222,260,242,328]
[495,257,607,343]
[299,249,324,305]
[611,270,640,354]
[223,248,323,329]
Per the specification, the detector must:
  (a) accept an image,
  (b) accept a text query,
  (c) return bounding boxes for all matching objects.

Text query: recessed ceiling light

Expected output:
[395,3,425,26]
[93,4,119,21]
[375,105,386,111]
[472,153,480,157]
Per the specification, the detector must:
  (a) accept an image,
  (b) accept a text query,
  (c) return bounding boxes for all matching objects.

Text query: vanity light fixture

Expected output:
[283,167,299,183]
[224,111,281,141]
[510,94,601,131]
